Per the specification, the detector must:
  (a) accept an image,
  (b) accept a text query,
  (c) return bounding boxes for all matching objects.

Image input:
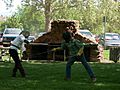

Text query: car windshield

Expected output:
[79,30,93,37]
[80,31,93,37]
[4,29,21,34]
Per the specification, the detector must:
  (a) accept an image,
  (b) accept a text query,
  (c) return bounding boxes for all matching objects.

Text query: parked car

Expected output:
[28,35,36,42]
[98,33,120,49]
[77,29,97,43]
[0,32,3,45]
[38,32,46,37]
[78,29,94,37]
[2,28,22,47]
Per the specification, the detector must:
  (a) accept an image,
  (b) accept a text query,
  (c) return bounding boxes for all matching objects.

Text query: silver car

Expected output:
[2,28,22,47]
[38,32,46,37]
[99,33,120,49]
[77,29,97,43]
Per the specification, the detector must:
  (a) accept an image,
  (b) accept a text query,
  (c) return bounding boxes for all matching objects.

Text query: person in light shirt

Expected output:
[9,30,30,77]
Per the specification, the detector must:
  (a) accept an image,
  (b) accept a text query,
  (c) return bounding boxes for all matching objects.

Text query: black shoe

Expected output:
[64,77,71,81]
[12,74,16,77]
[21,75,26,78]
[91,77,96,82]
[90,76,96,82]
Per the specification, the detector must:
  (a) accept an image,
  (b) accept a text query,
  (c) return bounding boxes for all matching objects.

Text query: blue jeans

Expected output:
[66,54,95,79]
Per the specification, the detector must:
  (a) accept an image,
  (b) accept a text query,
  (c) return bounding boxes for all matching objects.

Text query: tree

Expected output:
[2,0,13,9]
[17,5,45,34]
[2,0,120,34]
[21,0,53,32]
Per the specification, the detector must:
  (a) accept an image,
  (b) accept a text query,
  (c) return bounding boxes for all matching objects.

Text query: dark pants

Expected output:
[9,49,25,77]
[66,54,95,79]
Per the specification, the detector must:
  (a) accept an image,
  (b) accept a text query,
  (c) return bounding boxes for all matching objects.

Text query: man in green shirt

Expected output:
[53,31,96,82]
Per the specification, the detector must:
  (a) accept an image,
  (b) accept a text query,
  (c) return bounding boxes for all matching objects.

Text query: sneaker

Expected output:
[21,75,26,78]
[91,77,96,82]
[64,77,71,81]
[12,74,16,77]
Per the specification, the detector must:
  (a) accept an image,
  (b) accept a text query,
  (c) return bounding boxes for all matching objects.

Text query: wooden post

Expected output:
[64,50,66,61]
[53,51,55,61]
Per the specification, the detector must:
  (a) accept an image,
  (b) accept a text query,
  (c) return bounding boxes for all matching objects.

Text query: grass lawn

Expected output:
[103,50,110,60]
[0,61,120,90]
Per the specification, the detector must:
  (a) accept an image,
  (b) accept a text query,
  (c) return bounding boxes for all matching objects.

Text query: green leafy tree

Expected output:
[17,5,45,34]
[21,0,53,32]
[2,0,120,34]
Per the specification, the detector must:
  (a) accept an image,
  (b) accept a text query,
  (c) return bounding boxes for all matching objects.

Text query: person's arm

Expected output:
[75,39,86,48]
[52,41,67,51]
[52,47,61,51]
[24,39,29,44]
[20,34,29,44]
[77,47,84,56]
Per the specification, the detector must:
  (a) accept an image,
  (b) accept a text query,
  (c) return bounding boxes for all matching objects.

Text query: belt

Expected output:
[11,44,20,49]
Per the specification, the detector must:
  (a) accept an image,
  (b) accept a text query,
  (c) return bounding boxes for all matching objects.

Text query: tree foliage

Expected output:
[1,0,120,35]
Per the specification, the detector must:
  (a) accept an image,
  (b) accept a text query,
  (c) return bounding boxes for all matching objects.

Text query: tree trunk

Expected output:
[44,0,51,32]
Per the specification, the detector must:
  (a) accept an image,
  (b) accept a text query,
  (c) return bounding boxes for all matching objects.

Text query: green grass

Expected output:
[0,61,120,90]
[103,50,110,60]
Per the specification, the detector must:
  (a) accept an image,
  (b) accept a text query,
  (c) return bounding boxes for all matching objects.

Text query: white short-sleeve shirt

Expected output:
[10,34,26,50]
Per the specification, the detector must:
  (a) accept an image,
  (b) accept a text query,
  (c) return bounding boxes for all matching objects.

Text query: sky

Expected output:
[0,0,21,16]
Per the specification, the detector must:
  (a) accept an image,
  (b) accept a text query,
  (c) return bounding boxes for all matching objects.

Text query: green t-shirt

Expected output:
[61,39,86,56]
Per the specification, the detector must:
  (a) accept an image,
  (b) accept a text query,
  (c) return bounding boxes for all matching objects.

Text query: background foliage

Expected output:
[0,0,119,35]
